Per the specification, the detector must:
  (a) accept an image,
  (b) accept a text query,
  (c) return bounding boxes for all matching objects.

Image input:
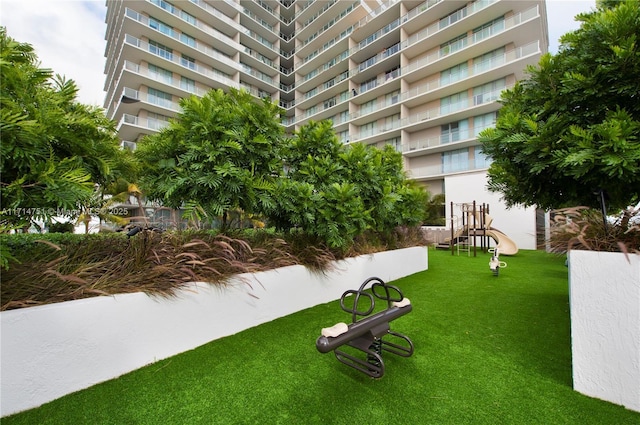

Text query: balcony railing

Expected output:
[408,163,490,179]
[402,4,538,72]
[124,34,237,87]
[119,114,170,132]
[401,41,539,98]
[402,124,495,153]
[122,60,211,97]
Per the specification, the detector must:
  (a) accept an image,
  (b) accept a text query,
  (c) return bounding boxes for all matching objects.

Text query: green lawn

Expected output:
[4,249,639,424]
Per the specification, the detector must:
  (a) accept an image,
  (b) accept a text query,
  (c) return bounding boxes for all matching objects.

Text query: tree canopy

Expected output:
[134,88,284,229]
[479,0,640,211]
[0,28,134,229]
[270,120,427,249]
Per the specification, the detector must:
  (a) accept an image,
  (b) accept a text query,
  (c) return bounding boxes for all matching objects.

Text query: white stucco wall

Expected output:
[0,246,427,417]
[569,250,640,412]
[445,171,538,250]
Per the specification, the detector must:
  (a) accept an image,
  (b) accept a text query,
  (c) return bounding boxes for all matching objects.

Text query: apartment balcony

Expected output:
[402,4,542,74]
[143,0,239,44]
[351,84,510,144]
[240,6,277,36]
[116,113,169,142]
[107,60,219,116]
[122,7,239,64]
[401,85,510,131]
[295,94,351,126]
[110,86,183,123]
[120,34,237,84]
[402,130,485,157]
[295,1,362,56]
[350,42,401,83]
[350,124,402,146]
[407,163,490,181]
[352,68,402,104]
[349,96,402,125]
[295,44,350,92]
[349,0,401,58]
[296,69,350,109]
[295,0,339,39]
[401,40,540,107]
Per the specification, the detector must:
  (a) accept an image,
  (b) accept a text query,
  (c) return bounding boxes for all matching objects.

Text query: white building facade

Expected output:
[103,0,549,248]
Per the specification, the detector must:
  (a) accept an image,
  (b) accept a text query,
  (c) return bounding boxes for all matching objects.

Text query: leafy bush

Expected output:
[269,121,428,251]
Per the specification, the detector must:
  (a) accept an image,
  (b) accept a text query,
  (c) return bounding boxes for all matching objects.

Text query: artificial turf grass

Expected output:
[4,249,640,424]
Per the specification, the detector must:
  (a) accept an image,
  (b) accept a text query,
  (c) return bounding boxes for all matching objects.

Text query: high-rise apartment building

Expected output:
[104,0,549,249]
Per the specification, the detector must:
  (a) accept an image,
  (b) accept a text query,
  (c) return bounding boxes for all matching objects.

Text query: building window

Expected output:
[474,148,492,169]
[149,63,173,85]
[385,66,400,80]
[360,77,377,93]
[441,62,468,85]
[441,119,469,144]
[439,6,467,30]
[473,17,505,43]
[150,0,176,14]
[473,112,497,137]
[361,99,375,115]
[442,148,469,173]
[440,34,467,57]
[304,69,318,81]
[386,90,400,105]
[180,76,195,92]
[473,78,506,105]
[149,17,173,36]
[305,105,317,117]
[337,130,349,143]
[324,97,336,109]
[440,90,469,115]
[181,10,196,25]
[148,87,173,108]
[473,47,506,74]
[149,40,173,60]
[180,33,196,47]
[360,121,377,138]
[181,54,196,70]
[384,113,400,131]
[385,137,401,152]
[147,112,171,131]
[122,141,137,151]
[305,88,317,99]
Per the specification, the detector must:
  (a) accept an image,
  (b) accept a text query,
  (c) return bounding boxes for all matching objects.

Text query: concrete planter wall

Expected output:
[0,246,427,417]
[569,250,640,412]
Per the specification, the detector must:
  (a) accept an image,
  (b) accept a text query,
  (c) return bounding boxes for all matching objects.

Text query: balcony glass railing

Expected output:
[126,8,239,67]
[402,5,538,77]
[119,114,171,132]
[402,124,494,152]
[401,41,538,99]
[348,85,512,142]
[298,1,358,50]
[122,61,211,97]
[124,35,237,87]
[408,162,490,179]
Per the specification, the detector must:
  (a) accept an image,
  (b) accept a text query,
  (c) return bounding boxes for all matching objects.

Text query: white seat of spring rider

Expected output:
[320,298,411,338]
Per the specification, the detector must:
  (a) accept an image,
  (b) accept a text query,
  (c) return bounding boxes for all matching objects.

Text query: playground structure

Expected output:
[442,201,519,256]
[316,277,414,378]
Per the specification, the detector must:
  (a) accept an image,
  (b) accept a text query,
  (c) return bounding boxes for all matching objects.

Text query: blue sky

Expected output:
[0,0,596,106]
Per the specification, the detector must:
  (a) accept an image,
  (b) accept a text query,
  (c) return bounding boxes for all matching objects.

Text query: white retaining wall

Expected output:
[569,250,640,412]
[0,246,428,417]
